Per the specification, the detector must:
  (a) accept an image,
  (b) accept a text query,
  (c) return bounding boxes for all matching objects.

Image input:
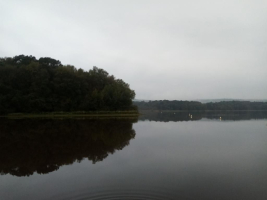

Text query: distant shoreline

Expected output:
[1,110,267,119]
[139,110,267,112]
[134,100,267,111]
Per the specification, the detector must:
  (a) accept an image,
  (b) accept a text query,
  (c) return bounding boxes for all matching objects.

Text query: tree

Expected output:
[0,55,136,114]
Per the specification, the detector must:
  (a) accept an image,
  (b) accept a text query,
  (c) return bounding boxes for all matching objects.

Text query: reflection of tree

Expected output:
[139,111,267,122]
[138,112,202,122]
[0,119,137,177]
[203,111,267,120]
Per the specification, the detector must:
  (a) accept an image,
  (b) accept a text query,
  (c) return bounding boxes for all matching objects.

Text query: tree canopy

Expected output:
[0,55,136,114]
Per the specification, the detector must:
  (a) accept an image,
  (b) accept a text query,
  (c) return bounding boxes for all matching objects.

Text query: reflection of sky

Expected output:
[1,119,267,200]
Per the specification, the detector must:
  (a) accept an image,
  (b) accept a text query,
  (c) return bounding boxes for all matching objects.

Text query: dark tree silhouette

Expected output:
[0,55,136,114]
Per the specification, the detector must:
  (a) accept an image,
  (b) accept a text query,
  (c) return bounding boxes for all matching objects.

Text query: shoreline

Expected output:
[0,111,139,119]
[139,110,267,112]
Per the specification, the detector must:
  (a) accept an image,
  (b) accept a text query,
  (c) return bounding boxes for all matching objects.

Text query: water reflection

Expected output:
[0,118,137,177]
[139,110,267,122]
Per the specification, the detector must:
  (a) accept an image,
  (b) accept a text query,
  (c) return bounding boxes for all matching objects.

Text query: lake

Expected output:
[0,111,267,200]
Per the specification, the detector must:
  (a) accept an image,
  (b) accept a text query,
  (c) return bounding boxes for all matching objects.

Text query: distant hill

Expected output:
[195,99,267,103]
[133,99,150,102]
[134,99,267,103]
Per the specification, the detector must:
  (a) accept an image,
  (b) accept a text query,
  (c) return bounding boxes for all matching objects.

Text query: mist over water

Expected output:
[0,112,267,200]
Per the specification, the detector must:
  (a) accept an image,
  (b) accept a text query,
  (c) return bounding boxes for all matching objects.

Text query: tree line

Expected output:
[0,55,136,114]
[134,100,267,111]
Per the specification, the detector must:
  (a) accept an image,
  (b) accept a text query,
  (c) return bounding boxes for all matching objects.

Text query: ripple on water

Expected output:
[52,187,192,200]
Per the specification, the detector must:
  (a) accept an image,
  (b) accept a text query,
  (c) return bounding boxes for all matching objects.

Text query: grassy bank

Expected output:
[1,111,139,119]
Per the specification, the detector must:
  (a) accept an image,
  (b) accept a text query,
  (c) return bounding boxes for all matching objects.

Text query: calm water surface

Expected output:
[0,112,267,200]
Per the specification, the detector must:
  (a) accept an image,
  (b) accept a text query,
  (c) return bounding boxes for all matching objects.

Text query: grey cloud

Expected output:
[0,0,266,100]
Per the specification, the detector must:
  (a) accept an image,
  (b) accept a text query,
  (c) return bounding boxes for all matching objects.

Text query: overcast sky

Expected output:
[1,0,266,100]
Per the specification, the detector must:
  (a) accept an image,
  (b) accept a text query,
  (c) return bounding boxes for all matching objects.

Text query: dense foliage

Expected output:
[0,55,136,114]
[134,100,267,111]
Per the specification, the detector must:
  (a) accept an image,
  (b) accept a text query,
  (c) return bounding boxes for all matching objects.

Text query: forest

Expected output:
[0,55,136,114]
[134,100,267,111]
